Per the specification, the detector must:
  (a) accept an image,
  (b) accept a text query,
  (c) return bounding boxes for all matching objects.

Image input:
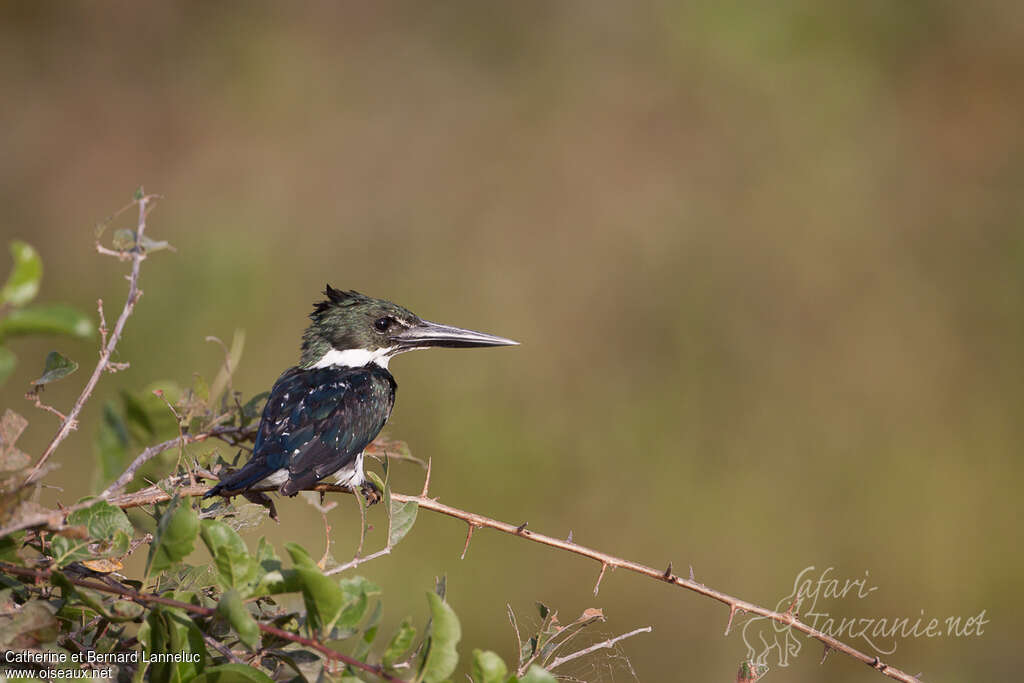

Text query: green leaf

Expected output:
[71,499,133,540]
[251,537,302,596]
[284,541,317,568]
[1,241,42,307]
[120,390,156,437]
[0,532,22,563]
[376,463,418,548]
[382,617,416,668]
[49,500,132,567]
[0,346,15,385]
[31,350,78,385]
[389,499,418,547]
[0,599,57,649]
[0,304,94,339]
[200,520,259,596]
[736,661,770,682]
[419,592,461,683]
[192,664,275,683]
[471,649,508,683]
[142,606,207,683]
[217,589,260,650]
[47,534,89,568]
[518,665,557,683]
[147,497,199,575]
[113,229,136,250]
[286,543,344,635]
[336,576,380,633]
[139,235,173,252]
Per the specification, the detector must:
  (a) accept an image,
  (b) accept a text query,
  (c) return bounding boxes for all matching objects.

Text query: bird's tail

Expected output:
[203,462,275,499]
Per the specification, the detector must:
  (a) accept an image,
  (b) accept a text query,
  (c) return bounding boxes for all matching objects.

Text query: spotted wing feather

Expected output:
[208,365,395,497]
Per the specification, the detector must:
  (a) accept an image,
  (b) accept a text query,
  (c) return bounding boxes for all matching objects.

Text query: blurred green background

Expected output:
[2,2,1022,680]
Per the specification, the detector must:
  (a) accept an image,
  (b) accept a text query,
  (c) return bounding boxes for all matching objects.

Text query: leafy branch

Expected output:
[25,192,158,485]
[2,193,621,683]
[0,562,404,683]
[106,473,922,683]
[0,192,925,682]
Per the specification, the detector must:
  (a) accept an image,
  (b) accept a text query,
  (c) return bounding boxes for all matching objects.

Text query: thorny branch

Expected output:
[0,193,923,682]
[24,193,159,485]
[98,477,923,683]
[0,563,403,682]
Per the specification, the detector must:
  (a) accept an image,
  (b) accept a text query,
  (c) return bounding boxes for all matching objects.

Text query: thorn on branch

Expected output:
[663,562,673,579]
[460,523,478,560]
[689,565,696,582]
[593,562,609,596]
[783,592,801,620]
[420,457,432,497]
[515,521,528,534]
[566,529,573,543]
[821,644,832,665]
[725,604,745,636]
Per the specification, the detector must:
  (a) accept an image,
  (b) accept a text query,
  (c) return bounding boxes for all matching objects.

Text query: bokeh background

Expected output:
[2,2,1022,680]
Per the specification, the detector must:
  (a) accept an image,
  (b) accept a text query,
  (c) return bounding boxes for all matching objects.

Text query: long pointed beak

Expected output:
[392,319,519,350]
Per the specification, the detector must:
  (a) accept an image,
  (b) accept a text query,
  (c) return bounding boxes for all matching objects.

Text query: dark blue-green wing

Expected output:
[258,366,395,495]
[205,365,396,498]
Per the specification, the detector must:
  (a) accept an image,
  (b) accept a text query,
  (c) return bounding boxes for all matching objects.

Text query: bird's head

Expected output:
[300,285,518,369]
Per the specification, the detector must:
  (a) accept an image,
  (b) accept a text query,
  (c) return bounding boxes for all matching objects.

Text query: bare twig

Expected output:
[99,424,257,500]
[101,479,923,683]
[25,194,159,485]
[325,547,392,576]
[0,563,402,682]
[203,632,246,665]
[24,390,69,422]
[460,523,477,560]
[547,626,652,670]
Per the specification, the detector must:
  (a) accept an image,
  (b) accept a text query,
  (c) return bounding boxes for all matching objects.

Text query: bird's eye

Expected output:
[374,317,394,333]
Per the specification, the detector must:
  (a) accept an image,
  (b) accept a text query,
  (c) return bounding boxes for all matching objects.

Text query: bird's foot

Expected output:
[243,491,279,522]
[359,480,382,506]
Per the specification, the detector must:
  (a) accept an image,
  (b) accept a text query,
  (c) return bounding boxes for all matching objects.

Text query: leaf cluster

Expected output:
[0,240,94,386]
[0,223,637,683]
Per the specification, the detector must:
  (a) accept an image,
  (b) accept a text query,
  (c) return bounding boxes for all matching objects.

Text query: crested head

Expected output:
[300,285,519,369]
[301,286,419,368]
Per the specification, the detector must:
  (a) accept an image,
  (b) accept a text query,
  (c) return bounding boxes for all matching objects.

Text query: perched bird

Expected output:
[205,286,517,502]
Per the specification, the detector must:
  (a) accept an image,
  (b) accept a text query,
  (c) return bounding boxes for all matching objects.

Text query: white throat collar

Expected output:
[311,347,394,369]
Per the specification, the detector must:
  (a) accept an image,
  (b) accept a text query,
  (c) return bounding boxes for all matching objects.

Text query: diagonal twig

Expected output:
[25,193,159,485]
[547,626,652,670]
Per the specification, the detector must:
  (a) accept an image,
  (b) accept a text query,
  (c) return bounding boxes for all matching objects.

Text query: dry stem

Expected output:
[25,194,157,484]
[547,626,653,670]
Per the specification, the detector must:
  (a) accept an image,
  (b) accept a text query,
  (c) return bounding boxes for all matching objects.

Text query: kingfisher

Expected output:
[205,285,517,502]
